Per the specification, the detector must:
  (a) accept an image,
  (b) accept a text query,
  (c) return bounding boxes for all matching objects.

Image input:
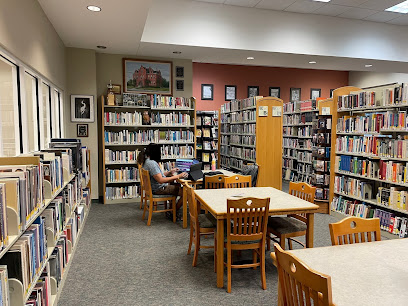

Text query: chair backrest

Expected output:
[141,168,153,198]
[226,197,269,243]
[224,174,252,189]
[329,216,381,246]
[138,164,145,191]
[274,243,333,306]
[240,164,259,187]
[184,182,199,223]
[288,182,316,222]
[204,174,225,189]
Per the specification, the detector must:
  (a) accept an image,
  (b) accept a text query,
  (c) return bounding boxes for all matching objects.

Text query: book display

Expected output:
[331,84,408,237]
[0,142,91,305]
[100,94,196,204]
[196,111,218,170]
[219,96,283,188]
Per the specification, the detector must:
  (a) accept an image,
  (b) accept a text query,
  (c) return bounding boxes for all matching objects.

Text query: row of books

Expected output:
[150,112,192,126]
[334,176,373,200]
[221,97,259,113]
[298,126,313,138]
[196,141,217,151]
[196,116,215,126]
[104,111,143,126]
[314,173,330,186]
[312,133,331,145]
[230,110,256,123]
[202,152,216,163]
[195,128,211,138]
[160,145,194,159]
[315,187,329,200]
[336,135,408,159]
[283,100,317,113]
[317,118,332,130]
[151,96,194,109]
[222,123,256,134]
[297,163,313,175]
[229,135,256,146]
[283,112,315,125]
[230,147,256,161]
[314,160,330,172]
[106,185,139,200]
[220,156,244,170]
[105,167,139,183]
[297,151,312,163]
[105,149,140,164]
[104,130,194,145]
[312,147,331,158]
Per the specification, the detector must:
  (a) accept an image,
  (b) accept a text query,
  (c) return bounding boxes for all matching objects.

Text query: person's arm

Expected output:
[163,168,179,177]
[153,172,187,183]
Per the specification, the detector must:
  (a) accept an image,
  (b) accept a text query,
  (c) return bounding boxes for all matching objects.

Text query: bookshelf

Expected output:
[99,94,196,204]
[219,96,283,189]
[196,111,218,169]
[331,84,408,237]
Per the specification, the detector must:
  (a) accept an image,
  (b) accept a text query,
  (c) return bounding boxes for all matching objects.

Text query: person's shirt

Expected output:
[143,158,167,193]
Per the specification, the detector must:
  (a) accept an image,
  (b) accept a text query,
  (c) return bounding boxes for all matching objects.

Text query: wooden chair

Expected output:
[141,168,177,226]
[224,174,252,189]
[222,197,270,293]
[204,174,225,189]
[185,182,216,266]
[267,182,316,250]
[273,243,334,306]
[329,216,381,246]
[138,164,146,210]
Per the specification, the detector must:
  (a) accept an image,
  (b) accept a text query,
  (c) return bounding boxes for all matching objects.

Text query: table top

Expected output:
[179,169,237,184]
[194,187,319,216]
[288,239,408,306]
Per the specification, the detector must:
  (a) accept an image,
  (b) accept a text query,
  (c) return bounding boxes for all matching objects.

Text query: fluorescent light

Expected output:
[386,1,408,13]
[247,57,255,60]
[87,5,101,12]
[309,61,317,64]
[313,0,331,2]
[365,64,373,68]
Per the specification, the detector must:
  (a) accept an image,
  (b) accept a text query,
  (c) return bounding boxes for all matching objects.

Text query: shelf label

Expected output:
[322,107,330,115]
[258,106,268,117]
[272,106,282,117]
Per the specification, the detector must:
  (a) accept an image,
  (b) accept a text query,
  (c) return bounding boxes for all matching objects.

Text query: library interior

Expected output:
[2,0,408,305]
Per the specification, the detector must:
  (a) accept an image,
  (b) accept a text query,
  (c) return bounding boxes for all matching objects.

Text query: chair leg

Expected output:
[142,198,148,220]
[227,246,232,293]
[266,230,271,251]
[192,230,200,267]
[187,223,193,255]
[260,246,266,290]
[139,193,144,209]
[147,200,154,226]
[252,250,257,270]
[172,199,176,223]
[279,235,286,250]
[288,238,293,250]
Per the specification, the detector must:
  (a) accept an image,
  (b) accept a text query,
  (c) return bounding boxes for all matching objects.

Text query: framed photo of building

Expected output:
[269,87,280,98]
[201,84,213,100]
[290,88,301,102]
[77,124,88,137]
[123,58,172,95]
[248,86,259,98]
[225,85,237,101]
[310,88,321,100]
[70,95,94,122]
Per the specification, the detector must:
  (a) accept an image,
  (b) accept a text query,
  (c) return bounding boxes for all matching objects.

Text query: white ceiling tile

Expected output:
[224,0,261,7]
[330,0,368,7]
[358,0,402,11]
[363,11,404,23]
[312,4,352,16]
[284,0,326,14]
[255,0,296,10]
[337,7,378,19]
[387,15,408,25]
[193,0,225,3]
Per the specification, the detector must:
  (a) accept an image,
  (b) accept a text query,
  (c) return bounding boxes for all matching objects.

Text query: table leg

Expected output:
[182,186,188,229]
[216,218,224,288]
[306,213,315,248]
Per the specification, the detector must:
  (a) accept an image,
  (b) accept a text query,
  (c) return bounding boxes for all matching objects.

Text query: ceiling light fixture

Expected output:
[365,64,373,68]
[97,45,107,49]
[87,5,101,12]
[173,51,182,54]
[386,1,408,13]
[309,61,317,64]
[313,0,331,2]
[247,57,255,60]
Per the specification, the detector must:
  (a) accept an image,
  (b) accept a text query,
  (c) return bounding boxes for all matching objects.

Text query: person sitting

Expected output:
[137,143,188,220]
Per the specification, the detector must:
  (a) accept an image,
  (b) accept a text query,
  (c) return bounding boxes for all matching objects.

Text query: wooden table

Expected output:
[179,169,236,228]
[194,187,319,288]
[276,239,408,305]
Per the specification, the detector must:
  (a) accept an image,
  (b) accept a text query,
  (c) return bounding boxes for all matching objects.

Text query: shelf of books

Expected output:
[0,140,92,305]
[100,94,196,204]
[282,100,319,184]
[196,111,218,169]
[219,96,283,188]
[331,84,408,238]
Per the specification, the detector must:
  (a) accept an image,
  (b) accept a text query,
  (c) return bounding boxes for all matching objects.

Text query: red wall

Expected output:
[193,63,349,111]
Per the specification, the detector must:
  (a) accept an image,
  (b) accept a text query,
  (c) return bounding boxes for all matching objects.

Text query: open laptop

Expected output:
[187,162,203,181]
[175,159,195,173]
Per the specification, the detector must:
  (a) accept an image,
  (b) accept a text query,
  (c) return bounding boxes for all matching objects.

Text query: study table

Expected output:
[194,187,319,288]
[179,169,236,228]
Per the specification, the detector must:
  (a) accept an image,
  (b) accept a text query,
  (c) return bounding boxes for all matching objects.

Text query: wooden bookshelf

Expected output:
[196,110,218,169]
[99,95,196,204]
[219,96,283,189]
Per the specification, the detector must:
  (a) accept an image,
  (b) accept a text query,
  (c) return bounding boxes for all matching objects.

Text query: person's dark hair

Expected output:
[137,143,162,165]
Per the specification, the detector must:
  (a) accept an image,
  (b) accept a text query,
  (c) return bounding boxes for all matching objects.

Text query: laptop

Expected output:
[187,162,203,181]
[175,159,198,173]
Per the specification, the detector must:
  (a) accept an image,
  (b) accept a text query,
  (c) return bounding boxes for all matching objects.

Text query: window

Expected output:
[52,89,60,138]
[24,72,39,152]
[0,57,19,156]
[41,82,51,148]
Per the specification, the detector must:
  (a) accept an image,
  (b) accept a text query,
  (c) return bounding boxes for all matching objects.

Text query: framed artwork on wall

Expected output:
[248,86,259,98]
[123,58,172,95]
[77,124,88,137]
[225,85,237,101]
[176,80,184,91]
[269,87,280,98]
[290,88,301,102]
[310,88,321,100]
[175,66,184,78]
[201,84,213,100]
[70,95,94,122]
[330,89,334,98]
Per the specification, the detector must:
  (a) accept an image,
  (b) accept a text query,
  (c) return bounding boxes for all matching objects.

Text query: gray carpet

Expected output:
[58,201,345,306]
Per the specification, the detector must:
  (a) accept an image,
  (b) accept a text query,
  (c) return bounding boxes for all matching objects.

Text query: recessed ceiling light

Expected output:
[247,57,255,60]
[173,51,182,54]
[309,61,317,64]
[87,5,101,12]
[97,45,107,49]
[386,1,408,14]
[365,64,373,68]
[313,0,331,2]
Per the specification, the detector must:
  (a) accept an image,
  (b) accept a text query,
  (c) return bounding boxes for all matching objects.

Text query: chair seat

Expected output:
[152,194,176,198]
[198,214,216,229]
[268,216,307,235]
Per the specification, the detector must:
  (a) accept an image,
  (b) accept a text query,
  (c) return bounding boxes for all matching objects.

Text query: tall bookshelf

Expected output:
[331,84,408,238]
[196,111,218,169]
[99,95,196,204]
[219,96,283,189]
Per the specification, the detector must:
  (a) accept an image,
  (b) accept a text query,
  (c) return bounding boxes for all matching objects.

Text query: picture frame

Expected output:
[225,85,237,101]
[290,88,301,102]
[176,80,184,91]
[77,124,88,137]
[111,84,121,95]
[248,86,259,98]
[269,87,280,98]
[175,66,184,78]
[70,95,94,122]
[123,58,172,95]
[310,88,321,100]
[330,89,334,98]
[201,84,213,100]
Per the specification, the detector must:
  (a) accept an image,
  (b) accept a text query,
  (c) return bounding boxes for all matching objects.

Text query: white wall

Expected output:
[349,72,408,88]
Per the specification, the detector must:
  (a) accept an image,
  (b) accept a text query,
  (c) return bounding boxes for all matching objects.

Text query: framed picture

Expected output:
[111,84,121,95]
[201,84,213,100]
[70,95,94,122]
[310,88,321,100]
[123,58,172,95]
[225,85,237,101]
[330,89,334,98]
[248,86,259,98]
[290,88,301,102]
[176,80,184,91]
[269,87,280,98]
[176,66,184,78]
[77,124,88,137]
